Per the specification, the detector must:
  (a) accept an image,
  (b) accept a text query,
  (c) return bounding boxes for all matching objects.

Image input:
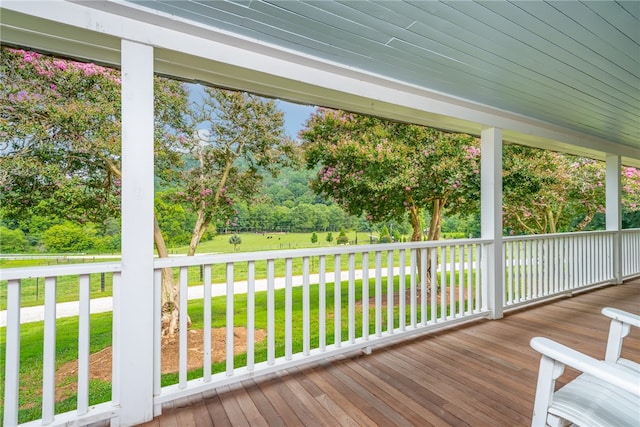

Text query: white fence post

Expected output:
[481,127,504,319]
[117,39,155,425]
[606,154,622,284]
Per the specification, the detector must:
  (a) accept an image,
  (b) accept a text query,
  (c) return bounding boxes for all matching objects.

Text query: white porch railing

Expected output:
[0,263,121,427]
[1,230,639,426]
[503,231,615,308]
[151,239,490,408]
[622,229,640,279]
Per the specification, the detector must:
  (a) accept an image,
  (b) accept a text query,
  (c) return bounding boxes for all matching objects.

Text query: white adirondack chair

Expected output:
[602,307,640,372]
[530,337,640,427]
[530,307,640,427]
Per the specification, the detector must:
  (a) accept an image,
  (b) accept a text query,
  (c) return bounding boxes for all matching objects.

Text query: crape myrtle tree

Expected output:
[622,167,640,224]
[159,87,297,334]
[168,87,299,256]
[301,108,481,243]
[502,145,570,234]
[502,145,640,234]
[0,47,193,334]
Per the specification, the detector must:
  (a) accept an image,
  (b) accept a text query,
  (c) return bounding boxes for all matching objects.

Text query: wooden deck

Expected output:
[140,279,640,426]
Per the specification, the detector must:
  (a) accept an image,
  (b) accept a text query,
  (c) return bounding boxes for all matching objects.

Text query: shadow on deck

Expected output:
[140,278,640,426]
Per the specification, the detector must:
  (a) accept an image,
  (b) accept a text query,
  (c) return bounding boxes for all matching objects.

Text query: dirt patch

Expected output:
[55,327,266,403]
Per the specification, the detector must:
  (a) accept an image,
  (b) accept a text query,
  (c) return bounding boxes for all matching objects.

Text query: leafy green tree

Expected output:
[250,203,275,231]
[326,232,333,243]
[228,234,242,251]
[171,87,299,256]
[273,206,292,231]
[311,204,330,231]
[622,167,640,228]
[336,228,349,245]
[503,145,575,234]
[503,146,640,234]
[302,108,480,241]
[311,232,318,244]
[155,193,194,247]
[290,203,316,231]
[0,226,30,253]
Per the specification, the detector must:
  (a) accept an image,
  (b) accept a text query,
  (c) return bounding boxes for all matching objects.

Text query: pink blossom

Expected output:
[22,51,38,63]
[53,59,68,71]
[466,146,481,157]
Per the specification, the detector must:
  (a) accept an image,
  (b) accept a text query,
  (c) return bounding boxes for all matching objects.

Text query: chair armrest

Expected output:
[602,307,640,328]
[530,337,640,396]
[602,307,640,365]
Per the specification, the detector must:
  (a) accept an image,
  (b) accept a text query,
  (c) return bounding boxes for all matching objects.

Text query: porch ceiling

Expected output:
[1,1,639,165]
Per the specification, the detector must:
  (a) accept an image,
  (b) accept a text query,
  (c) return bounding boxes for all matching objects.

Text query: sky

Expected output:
[277,100,316,140]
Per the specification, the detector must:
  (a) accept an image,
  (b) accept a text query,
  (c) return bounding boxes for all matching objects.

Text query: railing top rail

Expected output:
[0,261,122,281]
[503,229,616,243]
[622,228,640,234]
[154,238,493,269]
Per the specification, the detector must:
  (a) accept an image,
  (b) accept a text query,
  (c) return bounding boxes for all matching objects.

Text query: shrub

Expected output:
[336,229,349,245]
[0,226,30,253]
[42,222,95,253]
[379,225,392,243]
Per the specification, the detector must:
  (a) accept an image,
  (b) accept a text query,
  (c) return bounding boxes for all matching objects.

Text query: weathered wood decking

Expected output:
[140,278,640,426]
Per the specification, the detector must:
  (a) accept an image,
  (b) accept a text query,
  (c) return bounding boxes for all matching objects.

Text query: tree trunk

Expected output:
[427,198,445,241]
[187,208,211,256]
[408,205,425,284]
[154,215,190,335]
[424,199,446,294]
[575,213,594,231]
[547,209,557,234]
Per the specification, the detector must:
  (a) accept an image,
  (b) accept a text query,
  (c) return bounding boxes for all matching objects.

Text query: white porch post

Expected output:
[117,40,155,425]
[481,127,504,319]
[606,154,622,284]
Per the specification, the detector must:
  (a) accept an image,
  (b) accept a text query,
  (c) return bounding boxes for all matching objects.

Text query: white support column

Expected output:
[606,154,622,284]
[117,40,155,425]
[481,127,504,319]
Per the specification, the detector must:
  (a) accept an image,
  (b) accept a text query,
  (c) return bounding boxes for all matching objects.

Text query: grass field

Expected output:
[171,231,365,254]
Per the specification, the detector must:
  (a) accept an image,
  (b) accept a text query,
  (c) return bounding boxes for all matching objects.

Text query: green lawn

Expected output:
[171,231,362,254]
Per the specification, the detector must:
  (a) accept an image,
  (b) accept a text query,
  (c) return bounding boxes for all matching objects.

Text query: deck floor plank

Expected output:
[303,364,380,427]
[239,379,285,427]
[202,392,233,427]
[377,345,516,425]
[314,358,407,426]
[254,373,305,425]
[140,279,640,426]
[216,385,249,426]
